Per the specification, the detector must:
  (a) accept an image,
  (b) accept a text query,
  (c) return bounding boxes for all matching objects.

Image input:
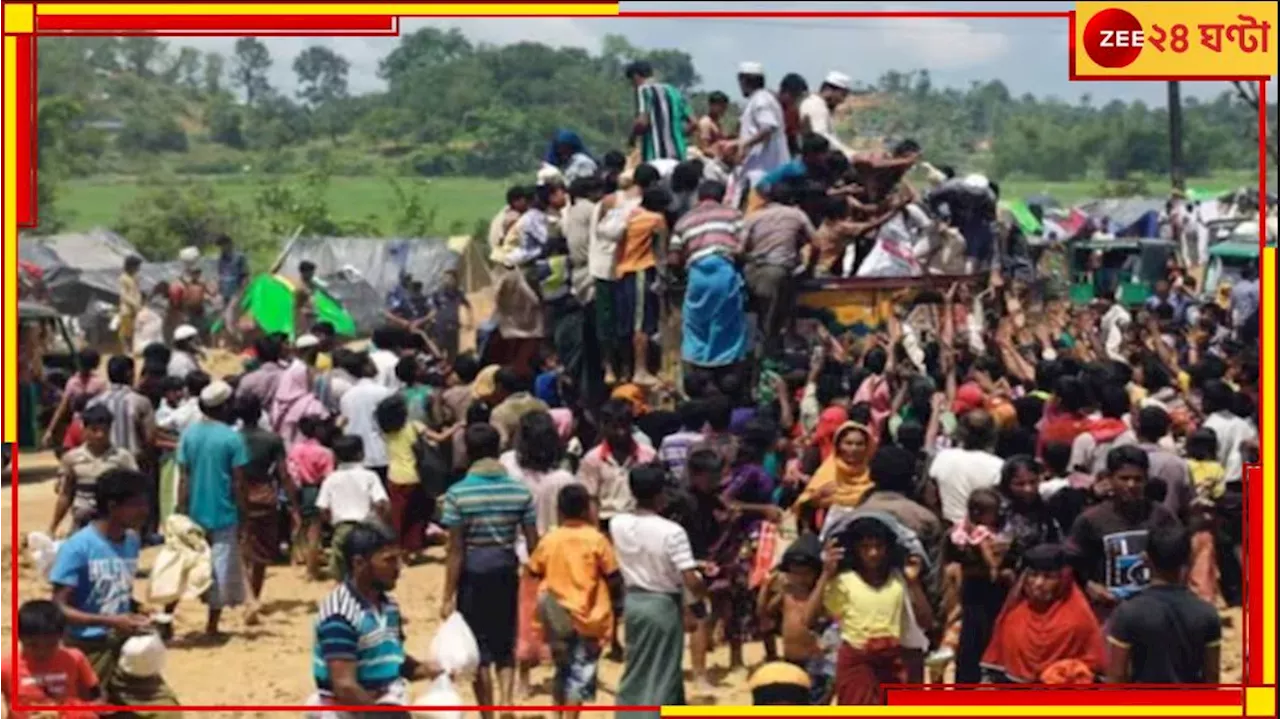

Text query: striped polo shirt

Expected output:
[636,81,691,162]
[671,200,745,268]
[313,582,406,694]
[439,459,536,550]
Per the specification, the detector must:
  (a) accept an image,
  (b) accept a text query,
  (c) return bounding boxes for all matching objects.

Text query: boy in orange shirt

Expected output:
[2,600,101,719]
[613,187,670,385]
[529,484,624,718]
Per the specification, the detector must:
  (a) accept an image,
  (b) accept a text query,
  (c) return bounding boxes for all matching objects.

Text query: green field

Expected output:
[58,175,512,236]
[55,169,1261,236]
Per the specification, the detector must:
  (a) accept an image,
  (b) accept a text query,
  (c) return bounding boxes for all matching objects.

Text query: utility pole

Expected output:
[1167,80,1185,191]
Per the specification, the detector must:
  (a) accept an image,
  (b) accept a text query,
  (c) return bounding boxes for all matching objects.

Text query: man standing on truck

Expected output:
[736,62,791,202]
[627,60,694,164]
[800,71,854,157]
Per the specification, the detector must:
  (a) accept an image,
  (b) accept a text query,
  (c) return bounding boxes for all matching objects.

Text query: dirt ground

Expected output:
[3,456,1245,716]
[2,454,767,717]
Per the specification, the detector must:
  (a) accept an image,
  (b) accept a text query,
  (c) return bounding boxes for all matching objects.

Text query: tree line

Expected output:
[39,31,1271,181]
[32,31,1273,245]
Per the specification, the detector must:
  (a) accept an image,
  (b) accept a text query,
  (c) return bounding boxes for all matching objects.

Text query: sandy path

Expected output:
[4,457,1245,717]
[3,450,763,718]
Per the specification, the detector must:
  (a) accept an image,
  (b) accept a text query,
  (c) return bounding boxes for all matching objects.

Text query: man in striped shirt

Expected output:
[670,180,751,368]
[626,60,694,163]
[438,423,538,714]
[313,522,442,709]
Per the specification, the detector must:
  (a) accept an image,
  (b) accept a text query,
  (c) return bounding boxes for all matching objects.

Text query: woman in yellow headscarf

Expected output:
[795,422,877,530]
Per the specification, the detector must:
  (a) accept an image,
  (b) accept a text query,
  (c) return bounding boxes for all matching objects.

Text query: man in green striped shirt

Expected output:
[626,60,694,163]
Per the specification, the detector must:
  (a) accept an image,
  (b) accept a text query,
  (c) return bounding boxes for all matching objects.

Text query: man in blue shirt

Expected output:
[755,132,832,199]
[313,523,443,711]
[216,234,249,345]
[176,379,250,636]
[50,468,180,706]
[216,234,248,302]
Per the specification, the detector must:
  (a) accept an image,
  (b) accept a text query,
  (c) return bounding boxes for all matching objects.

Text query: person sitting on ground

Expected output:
[2,600,102,714]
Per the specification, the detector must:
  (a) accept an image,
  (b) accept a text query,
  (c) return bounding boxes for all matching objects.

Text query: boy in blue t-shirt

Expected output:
[49,467,180,705]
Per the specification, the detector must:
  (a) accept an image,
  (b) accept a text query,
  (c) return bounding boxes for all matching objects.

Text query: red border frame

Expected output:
[5,2,1272,714]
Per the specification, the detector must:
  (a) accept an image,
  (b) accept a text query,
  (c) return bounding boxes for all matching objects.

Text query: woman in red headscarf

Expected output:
[980,544,1106,683]
[811,406,849,461]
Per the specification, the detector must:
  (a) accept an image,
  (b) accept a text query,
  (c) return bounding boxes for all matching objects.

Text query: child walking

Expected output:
[287,415,335,580]
[527,484,623,719]
[316,435,391,579]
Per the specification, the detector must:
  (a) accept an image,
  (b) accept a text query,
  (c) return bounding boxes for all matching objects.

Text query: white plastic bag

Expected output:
[26,531,62,579]
[118,633,167,677]
[412,675,464,719]
[428,612,480,677]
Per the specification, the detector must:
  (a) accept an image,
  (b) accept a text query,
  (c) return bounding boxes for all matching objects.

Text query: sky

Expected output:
[174,1,1268,107]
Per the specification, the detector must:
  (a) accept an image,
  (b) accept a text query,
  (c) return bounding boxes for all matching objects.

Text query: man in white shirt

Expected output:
[609,464,706,706]
[799,71,854,157]
[928,410,1005,524]
[167,324,203,379]
[369,326,403,391]
[1200,379,1257,484]
[735,61,790,188]
[338,355,393,480]
[1098,296,1132,363]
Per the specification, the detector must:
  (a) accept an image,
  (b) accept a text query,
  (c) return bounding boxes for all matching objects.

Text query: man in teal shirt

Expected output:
[176,379,250,636]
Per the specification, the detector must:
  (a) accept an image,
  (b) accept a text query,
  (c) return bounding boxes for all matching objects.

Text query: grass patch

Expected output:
[54,170,1262,235]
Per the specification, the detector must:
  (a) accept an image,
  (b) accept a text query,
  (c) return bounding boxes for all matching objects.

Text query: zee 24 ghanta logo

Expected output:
[1082,7,1271,68]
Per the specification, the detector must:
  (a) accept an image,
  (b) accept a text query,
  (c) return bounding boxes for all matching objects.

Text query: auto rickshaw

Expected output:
[17,301,80,448]
[1067,238,1176,306]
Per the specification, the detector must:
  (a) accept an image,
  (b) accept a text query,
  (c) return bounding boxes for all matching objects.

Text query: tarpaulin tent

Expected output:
[1075,198,1166,238]
[1025,194,1060,209]
[230,274,358,339]
[274,235,491,304]
[1000,200,1043,236]
[18,228,213,316]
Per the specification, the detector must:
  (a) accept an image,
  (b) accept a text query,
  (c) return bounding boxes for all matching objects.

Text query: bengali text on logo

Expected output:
[1073,2,1276,78]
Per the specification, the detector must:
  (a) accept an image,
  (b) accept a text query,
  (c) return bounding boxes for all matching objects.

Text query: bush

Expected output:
[116,113,189,154]
[173,159,245,176]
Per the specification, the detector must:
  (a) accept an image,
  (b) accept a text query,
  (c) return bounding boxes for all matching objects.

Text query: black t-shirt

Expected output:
[1108,584,1222,683]
[1068,500,1182,599]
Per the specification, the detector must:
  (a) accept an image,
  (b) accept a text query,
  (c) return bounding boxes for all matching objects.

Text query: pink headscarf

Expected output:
[270,359,329,447]
[549,408,575,443]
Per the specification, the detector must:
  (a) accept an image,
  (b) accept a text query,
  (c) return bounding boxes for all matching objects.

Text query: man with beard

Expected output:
[312,523,445,713]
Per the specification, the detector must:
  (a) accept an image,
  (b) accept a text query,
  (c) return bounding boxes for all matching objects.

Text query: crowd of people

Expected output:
[6,59,1264,719]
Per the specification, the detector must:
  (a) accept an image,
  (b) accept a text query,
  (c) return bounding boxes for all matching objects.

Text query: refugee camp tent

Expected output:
[1025,194,1060,209]
[1076,197,1166,238]
[275,235,491,304]
[1000,200,1043,236]
[17,228,212,316]
[448,235,495,293]
[229,273,359,340]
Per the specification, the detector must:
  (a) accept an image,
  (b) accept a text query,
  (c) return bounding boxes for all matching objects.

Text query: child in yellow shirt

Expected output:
[1186,428,1226,503]
[823,517,932,705]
